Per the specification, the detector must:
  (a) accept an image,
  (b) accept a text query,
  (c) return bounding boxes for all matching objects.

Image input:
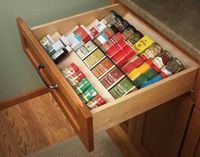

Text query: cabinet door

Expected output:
[180,107,200,157]
[127,95,194,157]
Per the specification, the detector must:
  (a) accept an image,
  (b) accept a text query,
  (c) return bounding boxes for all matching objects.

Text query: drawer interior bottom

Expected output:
[31,3,199,132]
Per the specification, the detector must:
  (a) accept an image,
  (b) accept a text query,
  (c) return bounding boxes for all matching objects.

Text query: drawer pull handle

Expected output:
[37,64,58,89]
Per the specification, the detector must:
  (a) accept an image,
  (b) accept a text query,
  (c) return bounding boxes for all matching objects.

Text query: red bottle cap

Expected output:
[75,26,91,43]
[68,63,79,72]
[93,95,105,106]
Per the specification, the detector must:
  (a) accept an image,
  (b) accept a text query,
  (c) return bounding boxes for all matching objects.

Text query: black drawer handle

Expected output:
[37,64,58,89]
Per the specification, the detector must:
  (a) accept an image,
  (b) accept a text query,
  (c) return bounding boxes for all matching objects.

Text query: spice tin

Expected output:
[84,49,105,69]
[122,56,145,74]
[104,10,118,25]
[81,86,98,102]
[86,95,105,110]
[59,35,70,46]
[160,58,184,78]
[109,77,135,99]
[94,33,109,47]
[141,58,184,87]
[141,74,163,88]
[103,27,115,39]
[76,46,89,60]
[92,58,115,78]
[106,43,122,58]
[61,63,79,78]
[113,15,129,32]
[140,43,162,61]
[100,67,124,89]
[122,25,137,40]
[75,78,91,94]
[67,71,85,86]
[89,21,107,38]
[84,41,97,53]
[133,68,158,87]
[40,35,54,54]
[110,32,125,44]
[100,40,114,52]
[76,41,97,60]
[152,50,173,71]
[74,25,92,43]
[133,35,154,54]
[112,47,135,67]
[106,39,129,58]
[128,60,153,81]
[128,31,143,44]
[66,33,83,51]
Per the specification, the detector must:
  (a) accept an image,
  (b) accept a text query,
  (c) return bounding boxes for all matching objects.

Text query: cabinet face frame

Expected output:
[16,3,199,152]
[180,108,200,157]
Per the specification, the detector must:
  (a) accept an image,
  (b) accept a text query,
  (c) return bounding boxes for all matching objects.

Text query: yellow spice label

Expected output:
[84,49,105,68]
[128,63,151,81]
[132,35,154,54]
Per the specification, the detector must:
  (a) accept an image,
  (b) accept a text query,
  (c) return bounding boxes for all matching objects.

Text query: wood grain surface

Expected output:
[0,93,74,157]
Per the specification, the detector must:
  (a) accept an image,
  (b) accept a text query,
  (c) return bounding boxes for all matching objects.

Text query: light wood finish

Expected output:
[16,16,93,151]
[0,87,49,111]
[127,95,194,157]
[16,3,199,151]
[109,0,117,4]
[180,107,200,157]
[92,69,197,132]
[0,93,75,157]
[107,125,143,157]
[31,4,127,39]
[194,71,200,110]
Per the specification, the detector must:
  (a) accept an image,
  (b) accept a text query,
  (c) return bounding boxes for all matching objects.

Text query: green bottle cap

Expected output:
[75,78,91,94]
[82,86,98,102]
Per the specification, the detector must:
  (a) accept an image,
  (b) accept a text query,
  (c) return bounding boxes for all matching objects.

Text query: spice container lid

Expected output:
[81,86,98,102]
[133,35,154,54]
[140,43,162,61]
[128,31,143,44]
[152,50,173,72]
[75,78,91,94]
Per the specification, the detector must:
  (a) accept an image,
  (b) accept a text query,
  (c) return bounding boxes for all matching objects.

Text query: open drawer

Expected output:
[16,3,199,151]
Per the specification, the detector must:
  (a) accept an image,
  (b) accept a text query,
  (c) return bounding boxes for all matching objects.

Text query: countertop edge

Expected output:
[120,0,200,61]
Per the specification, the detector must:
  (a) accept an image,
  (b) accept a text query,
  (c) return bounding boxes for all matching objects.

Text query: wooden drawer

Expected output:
[16,3,199,151]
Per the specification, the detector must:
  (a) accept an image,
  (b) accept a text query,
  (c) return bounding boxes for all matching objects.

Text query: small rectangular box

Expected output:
[109,77,135,99]
[92,58,115,78]
[83,48,105,69]
[76,41,97,60]
[132,35,154,54]
[100,67,124,89]
[128,61,153,81]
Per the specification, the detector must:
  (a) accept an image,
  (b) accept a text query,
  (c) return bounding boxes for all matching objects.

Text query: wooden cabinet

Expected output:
[124,95,194,157]
[180,107,200,157]
[16,2,199,151]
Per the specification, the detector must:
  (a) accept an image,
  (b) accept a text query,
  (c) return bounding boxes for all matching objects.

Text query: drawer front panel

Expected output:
[92,67,198,132]
[16,17,94,151]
